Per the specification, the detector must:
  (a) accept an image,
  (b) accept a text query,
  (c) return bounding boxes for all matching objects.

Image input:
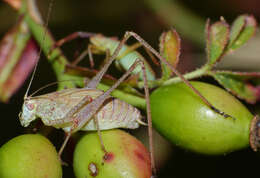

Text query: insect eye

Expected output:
[25,102,35,111]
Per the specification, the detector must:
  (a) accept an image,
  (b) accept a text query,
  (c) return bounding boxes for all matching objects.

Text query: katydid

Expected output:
[18,2,235,176]
[19,31,235,177]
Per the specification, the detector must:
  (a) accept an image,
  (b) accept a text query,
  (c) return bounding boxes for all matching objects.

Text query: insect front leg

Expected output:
[71,45,94,68]
[54,31,141,60]
[53,31,95,49]
[54,32,115,78]
[73,45,111,72]
[51,31,121,89]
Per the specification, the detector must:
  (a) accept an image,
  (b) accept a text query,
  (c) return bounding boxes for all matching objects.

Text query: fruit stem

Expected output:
[162,65,208,86]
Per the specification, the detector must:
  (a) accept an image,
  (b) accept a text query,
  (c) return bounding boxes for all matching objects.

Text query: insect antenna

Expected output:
[24,0,55,100]
[27,79,83,98]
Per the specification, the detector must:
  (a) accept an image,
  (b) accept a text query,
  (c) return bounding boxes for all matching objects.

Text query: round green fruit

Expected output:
[0,134,62,178]
[150,81,253,155]
[73,129,151,178]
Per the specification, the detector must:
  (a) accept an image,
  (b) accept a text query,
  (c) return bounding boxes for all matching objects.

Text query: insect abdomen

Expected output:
[81,98,141,131]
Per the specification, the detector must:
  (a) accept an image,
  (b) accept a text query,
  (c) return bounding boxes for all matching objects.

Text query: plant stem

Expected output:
[20,0,80,90]
[162,66,208,86]
[137,66,208,88]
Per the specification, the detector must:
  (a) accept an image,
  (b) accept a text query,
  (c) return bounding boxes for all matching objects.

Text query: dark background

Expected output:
[0,0,260,177]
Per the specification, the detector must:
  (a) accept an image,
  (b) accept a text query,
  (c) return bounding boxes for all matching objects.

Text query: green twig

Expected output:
[162,66,208,86]
[20,0,79,90]
[138,66,208,88]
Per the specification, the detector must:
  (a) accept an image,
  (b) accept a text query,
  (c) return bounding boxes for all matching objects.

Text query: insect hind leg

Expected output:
[138,59,156,175]
[124,31,235,120]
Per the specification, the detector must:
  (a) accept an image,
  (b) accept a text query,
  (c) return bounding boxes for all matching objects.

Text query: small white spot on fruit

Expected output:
[88,162,98,177]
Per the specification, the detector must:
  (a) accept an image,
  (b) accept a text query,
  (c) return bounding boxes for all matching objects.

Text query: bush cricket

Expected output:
[19,31,235,176]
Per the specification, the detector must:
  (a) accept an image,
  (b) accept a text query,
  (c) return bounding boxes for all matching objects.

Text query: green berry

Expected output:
[0,134,62,178]
[73,129,151,178]
[150,81,253,155]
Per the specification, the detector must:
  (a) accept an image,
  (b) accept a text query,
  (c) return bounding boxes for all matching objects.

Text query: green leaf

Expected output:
[210,70,260,104]
[159,29,181,79]
[206,19,229,66]
[227,16,246,49]
[227,15,257,52]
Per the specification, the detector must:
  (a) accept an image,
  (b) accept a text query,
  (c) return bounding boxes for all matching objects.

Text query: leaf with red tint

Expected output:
[0,28,16,74]
[159,29,181,79]
[206,18,230,67]
[227,15,257,52]
[210,70,260,104]
[0,19,38,102]
[0,39,38,101]
[227,15,247,49]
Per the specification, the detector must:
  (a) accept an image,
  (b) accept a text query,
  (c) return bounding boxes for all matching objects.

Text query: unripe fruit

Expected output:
[73,129,151,178]
[0,134,62,178]
[150,81,253,155]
